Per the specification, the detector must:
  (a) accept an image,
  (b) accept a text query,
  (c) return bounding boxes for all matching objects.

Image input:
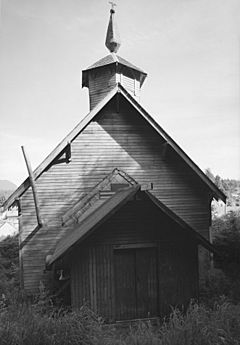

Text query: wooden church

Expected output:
[4,6,225,321]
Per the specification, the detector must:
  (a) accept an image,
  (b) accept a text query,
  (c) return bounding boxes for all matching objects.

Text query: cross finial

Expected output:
[105,1,121,53]
[109,1,117,13]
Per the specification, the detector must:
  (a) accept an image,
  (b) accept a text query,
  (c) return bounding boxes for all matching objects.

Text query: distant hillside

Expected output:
[0,180,17,206]
[0,180,17,191]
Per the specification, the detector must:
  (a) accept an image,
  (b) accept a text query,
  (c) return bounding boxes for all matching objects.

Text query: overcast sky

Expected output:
[0,0,239,185]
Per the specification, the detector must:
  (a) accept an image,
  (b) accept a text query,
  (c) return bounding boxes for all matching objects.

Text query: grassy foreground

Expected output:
[1,300,240,345]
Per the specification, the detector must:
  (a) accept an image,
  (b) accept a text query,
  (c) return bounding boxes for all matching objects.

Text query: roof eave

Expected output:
[82,61,147,88]
[48,186,219,268]
[117,84,226,203]
[3,85,120,211]
[3,178,30,211]
[145,191,218,254]
[5,82,226,210]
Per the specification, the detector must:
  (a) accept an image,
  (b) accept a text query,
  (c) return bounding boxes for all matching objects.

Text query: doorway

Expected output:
[114,247,158,320]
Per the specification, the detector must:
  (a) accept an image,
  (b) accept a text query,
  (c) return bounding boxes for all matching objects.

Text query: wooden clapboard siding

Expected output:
[87,63,141,110]
[70,196,198,320]
[20,93,210,293]
[88,66,117,110]
[20,225,67,291]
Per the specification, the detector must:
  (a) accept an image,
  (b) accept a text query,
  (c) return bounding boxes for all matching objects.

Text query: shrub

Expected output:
[209,211,240,303]
[0,234,19,297]
[1,301,240,345]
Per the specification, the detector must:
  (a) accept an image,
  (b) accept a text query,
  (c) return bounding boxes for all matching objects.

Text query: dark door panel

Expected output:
[114,249,136,320]
[136,248,158,318]
[114,247,158,320]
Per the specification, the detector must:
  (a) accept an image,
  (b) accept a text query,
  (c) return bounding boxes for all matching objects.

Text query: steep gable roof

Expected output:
[3,83,225,210]
[47,183,218,267]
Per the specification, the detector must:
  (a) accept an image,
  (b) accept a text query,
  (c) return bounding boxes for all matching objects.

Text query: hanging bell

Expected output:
[59,269,64,281]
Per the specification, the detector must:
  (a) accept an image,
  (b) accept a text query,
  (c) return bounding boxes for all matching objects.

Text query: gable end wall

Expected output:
[19,95,211,293]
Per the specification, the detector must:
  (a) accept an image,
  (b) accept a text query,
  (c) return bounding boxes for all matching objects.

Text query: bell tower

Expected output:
[82,4,147,110]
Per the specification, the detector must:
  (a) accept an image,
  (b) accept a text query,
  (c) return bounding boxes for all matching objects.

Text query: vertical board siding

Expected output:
[70,197,199,320]
[135,247,158,319]
[158,242,198,315]
[20,94,210,293]
[114,249,136,320]
[87,66,141,109]
[71,248,89,307]
[71,244,114,321]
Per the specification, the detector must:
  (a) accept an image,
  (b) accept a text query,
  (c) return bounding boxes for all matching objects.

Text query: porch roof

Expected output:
[47,185,141,266]
[47,186,217,267]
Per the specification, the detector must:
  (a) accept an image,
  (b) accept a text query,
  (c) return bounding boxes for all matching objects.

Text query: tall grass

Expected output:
[0,303,105,345]
[1,300,240,345]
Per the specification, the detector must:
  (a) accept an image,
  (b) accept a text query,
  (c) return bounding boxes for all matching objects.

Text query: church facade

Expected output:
[4,6,225,321]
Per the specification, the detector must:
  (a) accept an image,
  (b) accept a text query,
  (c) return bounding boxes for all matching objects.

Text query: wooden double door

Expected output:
[114,247,158,320]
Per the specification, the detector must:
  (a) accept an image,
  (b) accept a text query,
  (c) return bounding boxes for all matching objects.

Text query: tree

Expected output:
[0,235,19,295]
[0,194,6,207]
[205,168,215,183]
[210,211,240,302]
[212,211,240,276]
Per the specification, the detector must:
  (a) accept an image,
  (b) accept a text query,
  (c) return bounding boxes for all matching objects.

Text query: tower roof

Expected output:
[105,3,121,53]
[85,54,146,74]
[82,53,147,88]
[82,4,147,94]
